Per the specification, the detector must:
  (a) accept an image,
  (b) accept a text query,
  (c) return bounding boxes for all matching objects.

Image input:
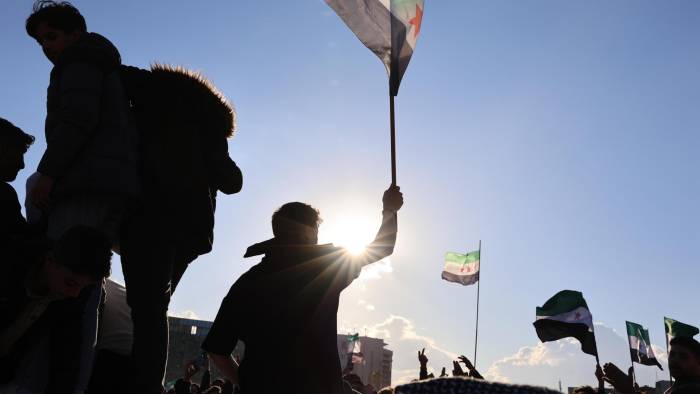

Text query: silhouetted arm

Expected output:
[418,348,429,380]
[38,62,102,180]
[352,186,403,267]
[458,355,483,379]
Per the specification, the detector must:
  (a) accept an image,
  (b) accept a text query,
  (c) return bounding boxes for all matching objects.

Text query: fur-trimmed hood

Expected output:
[150,65,236,138]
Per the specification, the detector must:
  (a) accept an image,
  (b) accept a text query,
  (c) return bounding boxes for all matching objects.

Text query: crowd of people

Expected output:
[1,1,699,394]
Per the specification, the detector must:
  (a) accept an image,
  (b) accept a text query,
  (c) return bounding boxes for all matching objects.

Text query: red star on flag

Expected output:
[408,4,423,39]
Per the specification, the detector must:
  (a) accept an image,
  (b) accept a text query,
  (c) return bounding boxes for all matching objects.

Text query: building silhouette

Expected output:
[165,317,393,389]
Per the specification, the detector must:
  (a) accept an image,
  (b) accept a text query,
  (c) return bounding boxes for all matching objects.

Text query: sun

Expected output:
[320,215,376,255]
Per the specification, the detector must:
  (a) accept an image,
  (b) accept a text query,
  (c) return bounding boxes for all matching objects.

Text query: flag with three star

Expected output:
[325,0,425,96]
[533,290,598,356]
[442,251,480,286]
[626,321,663,370]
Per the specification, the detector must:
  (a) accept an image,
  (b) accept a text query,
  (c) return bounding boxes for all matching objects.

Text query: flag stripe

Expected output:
[325,0,393,68]
[533,319,598,356]
[441,270,479,286]
[536,306,593,331]
[535,290,589,317]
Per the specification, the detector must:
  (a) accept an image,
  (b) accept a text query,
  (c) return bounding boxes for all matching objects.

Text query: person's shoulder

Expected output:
[56,32,121,73]
[0,182,20,209]
[0,182,18,198]
[315,243,344,256]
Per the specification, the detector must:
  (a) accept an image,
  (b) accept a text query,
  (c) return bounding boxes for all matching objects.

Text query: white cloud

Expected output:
[357,299,376,311]
[359,315,460,385]
[169,310,200,320]
[359,258,393,280]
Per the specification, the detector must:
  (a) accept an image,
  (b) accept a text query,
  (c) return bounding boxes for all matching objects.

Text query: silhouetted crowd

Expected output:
[1,2,699,394]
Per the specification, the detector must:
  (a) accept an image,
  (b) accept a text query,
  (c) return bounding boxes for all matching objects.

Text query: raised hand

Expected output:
[458,355,474,371]
[602,362,634,394]
[595,364,604,384]
[439,367,448,377]
[382,185,404,213]
[452,360,466,376]
[418,348,428,365]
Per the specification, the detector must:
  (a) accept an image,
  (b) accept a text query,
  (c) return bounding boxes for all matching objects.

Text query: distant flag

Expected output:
[325,0,425,96]
[347,333,364,364]
[442,251,480,286]
[533,290,598,356]
[626,321,663,370]
[664,317,699,345]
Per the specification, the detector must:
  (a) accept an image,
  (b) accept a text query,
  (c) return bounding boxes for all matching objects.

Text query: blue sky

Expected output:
[2,0,699,389]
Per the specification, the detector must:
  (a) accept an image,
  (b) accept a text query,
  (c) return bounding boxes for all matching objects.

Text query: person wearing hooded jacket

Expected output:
[26,1,139,243]
[24,1,139,392]
[118,55,243,394]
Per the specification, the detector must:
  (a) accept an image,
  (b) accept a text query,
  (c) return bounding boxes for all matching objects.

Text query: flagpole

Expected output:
[389,92,397,186]
[474,240,481,368]
[591,323,601,370]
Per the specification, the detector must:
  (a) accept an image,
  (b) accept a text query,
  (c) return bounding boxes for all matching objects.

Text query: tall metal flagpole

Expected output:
[474,240,482,368]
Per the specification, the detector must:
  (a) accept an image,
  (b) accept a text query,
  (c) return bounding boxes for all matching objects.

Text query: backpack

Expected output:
[119,64,237,255]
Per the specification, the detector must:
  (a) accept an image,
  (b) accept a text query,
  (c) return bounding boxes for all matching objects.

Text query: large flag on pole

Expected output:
[442,251,480,286]
[533,290,598,356]
[664,317,699,344]
[626,321,663,370]
[325,0,425,96]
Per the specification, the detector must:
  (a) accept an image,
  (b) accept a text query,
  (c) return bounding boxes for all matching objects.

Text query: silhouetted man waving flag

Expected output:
[203,186,403,394]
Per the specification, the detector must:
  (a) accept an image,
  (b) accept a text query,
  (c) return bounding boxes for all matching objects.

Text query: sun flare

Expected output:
[320,215,375,255]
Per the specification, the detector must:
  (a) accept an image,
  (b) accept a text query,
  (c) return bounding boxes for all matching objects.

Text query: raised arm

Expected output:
[353,185,403,267]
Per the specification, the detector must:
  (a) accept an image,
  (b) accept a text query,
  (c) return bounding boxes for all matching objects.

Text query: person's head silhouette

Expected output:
[26,1,87,64]
[271,202,322,244]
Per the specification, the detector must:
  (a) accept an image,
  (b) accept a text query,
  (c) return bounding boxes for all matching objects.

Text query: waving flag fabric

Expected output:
[442,251,480,286]
[626,321,663,370]
[325,0,425,95]
[533,290,598,356]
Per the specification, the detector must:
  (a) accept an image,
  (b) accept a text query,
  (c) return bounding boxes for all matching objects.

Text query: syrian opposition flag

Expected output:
[533,290,598,356]
[347,333,364,364]
[442,251,479,286]
[664,317,699,346]
[325,0,424,96]
[626,321,663,370]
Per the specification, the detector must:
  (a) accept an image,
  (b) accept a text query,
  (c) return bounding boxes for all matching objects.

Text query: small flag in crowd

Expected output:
[664,317,699,345]
[533,290,598,356]
[626,321,663,370]
[325,0,425,96]
[442,251,480,286]
[347,333,364,364]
